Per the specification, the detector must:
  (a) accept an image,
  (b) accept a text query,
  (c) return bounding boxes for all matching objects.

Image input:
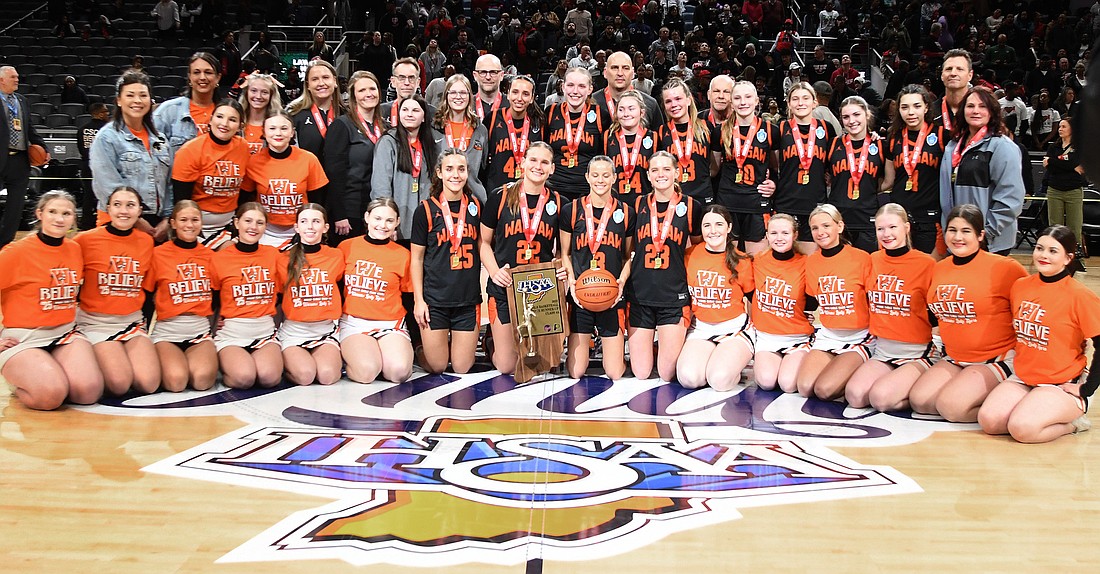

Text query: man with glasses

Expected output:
[380,58,437,127]
[595,51,663,129]
[472,54,509,125]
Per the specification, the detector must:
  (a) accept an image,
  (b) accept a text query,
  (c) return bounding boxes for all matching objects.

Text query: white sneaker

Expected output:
[1071,415,1092,434]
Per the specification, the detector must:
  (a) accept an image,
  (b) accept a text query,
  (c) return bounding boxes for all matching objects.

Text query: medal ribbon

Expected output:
[584,197,615,257]
[564,104,588,160]
[951,126,988,169]
[518,189,550,246]
[435,195,468,254]
[409,139,423,179]
[604,87,618,120]
[941,99,953,132]
[649,192,680,257]
[902,124,931,178]
[618,130,645,183]
[506,113,530,168]
[445,121,472,151]
[790,118,817,170]
[844,134,871,187]
[732,117,760,169]
[359,111,382,143]
[670,122,694,172]
[311,104,334,137]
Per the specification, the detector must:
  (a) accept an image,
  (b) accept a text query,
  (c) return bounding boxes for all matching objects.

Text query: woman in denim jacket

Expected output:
[89,71,173,240]
[153,52,222,156]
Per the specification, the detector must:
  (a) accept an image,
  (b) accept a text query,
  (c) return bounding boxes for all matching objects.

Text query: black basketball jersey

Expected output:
[484,108,544,192]
[482,185,562,300]
[827,135,887,229]
[544,103,609,201]
[885,125,946,223]
[559,197,636,278]
[714,119,780,214]
[604,128,656,205]
[656,121,716,203]
[775,119,835,216]
[410,196,482,307]
[628,193,702,307]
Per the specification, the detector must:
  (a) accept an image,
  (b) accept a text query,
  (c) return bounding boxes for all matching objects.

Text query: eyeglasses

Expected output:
[474,69,503,76]
[446,90,470,97]
[394,74,419,84]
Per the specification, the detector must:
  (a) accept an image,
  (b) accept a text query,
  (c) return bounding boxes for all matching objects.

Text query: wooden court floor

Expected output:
[2,254,1099,573]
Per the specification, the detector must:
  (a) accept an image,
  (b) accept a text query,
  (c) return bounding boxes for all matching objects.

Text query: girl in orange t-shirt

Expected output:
[278,204,345,385]
[676,205,755,391]
[845,203,937,410]
[909,204,1028,423]
[338,198,414,384]
[75,186,159,396]
[144,200,219,392]
[752,213,814,393]
[978,226,1100,442]
[211,202,285,389]
[171,99,251,249]
[242,111,329,247]
[0,191,103,410]
[796,204,875,401]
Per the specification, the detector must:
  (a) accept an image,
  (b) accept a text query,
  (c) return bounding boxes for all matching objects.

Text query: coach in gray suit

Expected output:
[0,66,47,247]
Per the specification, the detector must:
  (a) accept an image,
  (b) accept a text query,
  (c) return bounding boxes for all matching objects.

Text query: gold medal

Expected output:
[514,167,523,179]
[568,155,576,168]
[524,247,533,261]
[411,181,419,194]
[653,256,663,267]
[623,182,631,194]
[590,259,599,270]
[852,188,860,200]
[735,172,743,183]
[451,254,462,269]
[681,173,689,183]
[905,180,913,191]
[801,173,809,185]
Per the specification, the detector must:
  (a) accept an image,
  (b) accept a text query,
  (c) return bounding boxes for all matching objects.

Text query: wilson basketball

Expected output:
[28,144,49,167]
[574,268,619,312]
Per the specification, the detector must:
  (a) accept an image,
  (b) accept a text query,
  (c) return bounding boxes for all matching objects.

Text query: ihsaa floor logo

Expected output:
[89,372,962,567]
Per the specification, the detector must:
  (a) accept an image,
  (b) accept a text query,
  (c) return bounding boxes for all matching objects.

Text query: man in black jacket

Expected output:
[0,66,48,247]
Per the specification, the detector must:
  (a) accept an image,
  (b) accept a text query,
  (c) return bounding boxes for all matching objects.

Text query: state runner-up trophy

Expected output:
[506,260,569,383]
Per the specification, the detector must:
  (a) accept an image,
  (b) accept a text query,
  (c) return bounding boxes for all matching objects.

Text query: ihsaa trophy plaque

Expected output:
[506,260,568,383]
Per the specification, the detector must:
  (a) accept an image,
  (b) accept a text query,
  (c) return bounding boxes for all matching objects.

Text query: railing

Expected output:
[0,2,45,36]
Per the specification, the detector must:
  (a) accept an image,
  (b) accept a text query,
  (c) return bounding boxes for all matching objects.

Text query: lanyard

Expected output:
[505,112,530,169]
[902,124,931,177]
[952,126,988,169]
[311,105,334,137]
[445,121,472,151]
[604,87,618,120]
[941,99,953,132]
[563,103,588,159]
[476,92,502,121]
[409,139,423,178]
[670,122,694,172]
[359,112,381,143]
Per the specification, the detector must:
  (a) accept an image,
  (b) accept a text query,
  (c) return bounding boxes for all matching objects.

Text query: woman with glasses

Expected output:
[237,72,284,155]
[324,71,388,242]
[430,75,488,202]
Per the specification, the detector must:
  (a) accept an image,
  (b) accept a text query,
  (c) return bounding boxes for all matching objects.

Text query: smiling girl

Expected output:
[775,82,836,254]
[171,98,251,249]
[545,68,610,202]
[324,71,387,241]
[826,96,894,253]
[430,75,488,202]
[411,151,483,374]
[978,226,1099,442]
[75,186,159,396]
[484,75,543,191]
[677,205,754,391]
[237,72,284,154]
[603,90,655,205]
[338,199,415,384]
[885,85,946,256]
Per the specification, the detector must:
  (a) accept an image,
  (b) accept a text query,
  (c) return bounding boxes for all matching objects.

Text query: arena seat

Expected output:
[59,103,87,118]
[46,113,74,128]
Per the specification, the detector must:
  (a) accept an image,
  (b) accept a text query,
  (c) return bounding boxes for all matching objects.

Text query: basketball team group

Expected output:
[0,49,1095,445]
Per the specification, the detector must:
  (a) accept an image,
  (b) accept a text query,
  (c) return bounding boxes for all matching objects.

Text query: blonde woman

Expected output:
[286,60,346,164]
[237,72,284,154]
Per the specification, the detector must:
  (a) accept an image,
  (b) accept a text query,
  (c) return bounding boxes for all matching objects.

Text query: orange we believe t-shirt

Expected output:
[74,226,154,316]
[211,244,284,318]
[805,245,872,331]
[279,246,346,322]
[339,238,411,321]
[172,134,251,213]
[242,147,329,226]
[143,240,216,320]
[928,251,1027,362]
[685,245,754,324]
[867,248,935,343]
[1010,274,1100,384]
[0,235,83,329]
